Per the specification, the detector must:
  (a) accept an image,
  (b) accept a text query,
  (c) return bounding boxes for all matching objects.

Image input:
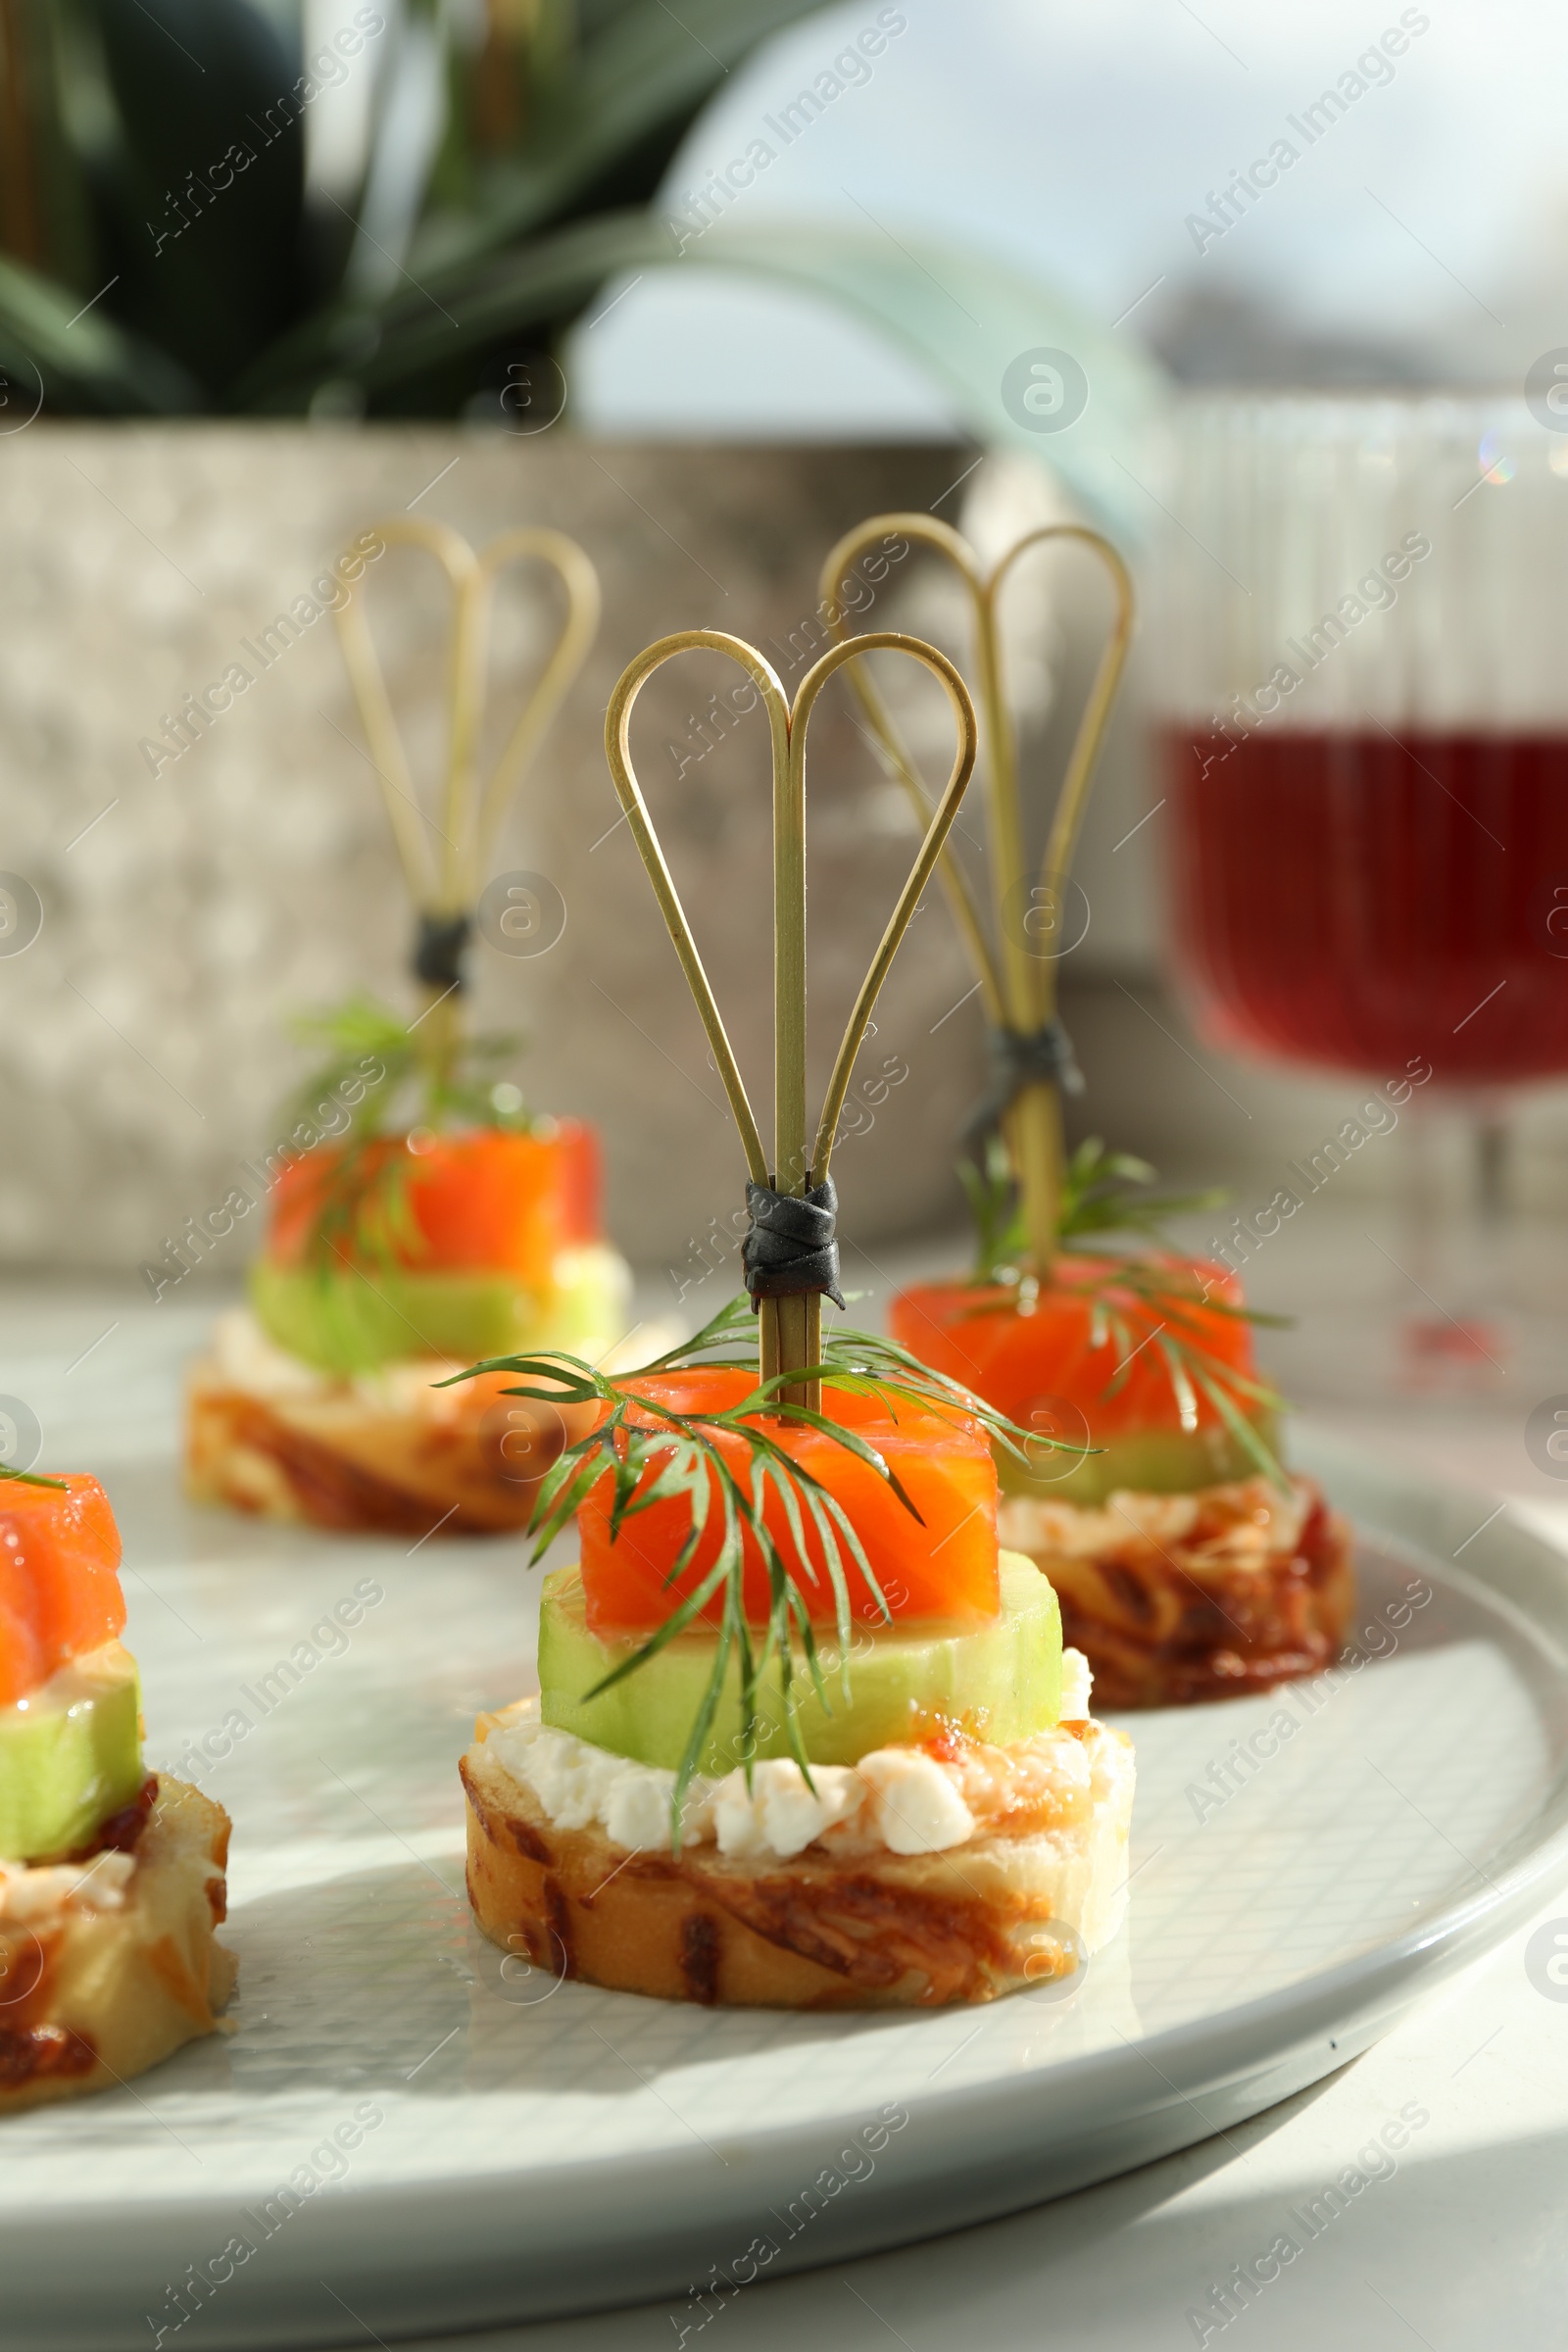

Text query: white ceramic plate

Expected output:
[5,1418,1568,2352]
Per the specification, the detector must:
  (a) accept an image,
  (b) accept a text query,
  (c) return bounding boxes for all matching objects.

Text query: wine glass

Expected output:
[1152,392,1568,1393]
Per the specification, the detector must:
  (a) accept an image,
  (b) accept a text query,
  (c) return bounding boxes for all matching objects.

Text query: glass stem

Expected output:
[1398,1094,1442,1300]
[1476,1105,1508,1231]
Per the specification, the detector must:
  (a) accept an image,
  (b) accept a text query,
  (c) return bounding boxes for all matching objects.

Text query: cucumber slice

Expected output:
[0,1642,144,1863]
[537,1552,1062,1775]
[1000,1417,1277,1507]
[250,1245,631,1375]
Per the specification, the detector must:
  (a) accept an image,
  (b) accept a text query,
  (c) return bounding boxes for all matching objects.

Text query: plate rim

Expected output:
[9,1423,1568,2350]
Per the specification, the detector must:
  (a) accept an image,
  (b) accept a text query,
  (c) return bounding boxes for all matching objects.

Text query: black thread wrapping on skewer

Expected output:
[742,1174,846,1312]
[413,911,472,994]
[962,1018,1085,1146]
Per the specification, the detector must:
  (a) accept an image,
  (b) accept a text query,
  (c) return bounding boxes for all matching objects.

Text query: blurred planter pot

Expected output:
[0,426,984,1278]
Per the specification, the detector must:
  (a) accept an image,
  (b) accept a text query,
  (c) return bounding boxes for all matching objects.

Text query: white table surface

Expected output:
[6,1264,1567,2352]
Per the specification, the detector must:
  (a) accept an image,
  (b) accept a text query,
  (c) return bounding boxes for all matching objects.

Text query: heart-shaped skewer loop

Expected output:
[606,627,979,1408]
[333,519,600,1084]
[818,516,1134,1275]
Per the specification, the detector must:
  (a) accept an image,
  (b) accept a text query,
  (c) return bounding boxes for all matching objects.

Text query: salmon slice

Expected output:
[0,1475,125,1705]
[268,1123,602,1279]
[891,1255,1258,1440]
[576,1369,1000,1632]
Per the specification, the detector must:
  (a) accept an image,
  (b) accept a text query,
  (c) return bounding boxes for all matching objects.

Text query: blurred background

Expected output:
[3,0,1567,1484]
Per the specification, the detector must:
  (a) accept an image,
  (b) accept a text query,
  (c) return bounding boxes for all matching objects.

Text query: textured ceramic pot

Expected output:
[0,427,987,1285]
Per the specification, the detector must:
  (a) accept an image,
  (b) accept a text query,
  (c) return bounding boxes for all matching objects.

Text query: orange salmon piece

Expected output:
[576,1368,1000,1633]
[891,1255,1257,1443]
[268,1122,602,1279]
[0,1474,126,1705]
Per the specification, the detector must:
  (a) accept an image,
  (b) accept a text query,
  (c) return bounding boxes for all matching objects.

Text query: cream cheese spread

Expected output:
[477,1644,1100,1864]
[1000,1476,1310,1568]
[0,1847,135,1923]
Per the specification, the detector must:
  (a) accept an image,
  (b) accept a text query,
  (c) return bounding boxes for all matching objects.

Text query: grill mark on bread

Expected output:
[467,1788,969,1999]
[678,1913,720,2004]
[1100,1561,1156,1627]
[0,1779,234,2114]
[1298,1499,1336,1585]
[696,1868,1003,2000]
[507,1817,552,1866]
[461,1766,555,1869]
[543,1878,574,1978]
[218,1395,444,1532]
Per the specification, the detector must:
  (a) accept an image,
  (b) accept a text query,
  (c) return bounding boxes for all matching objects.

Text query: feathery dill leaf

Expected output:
[956,1134,1290,1491]
[963,1132,1228,1279]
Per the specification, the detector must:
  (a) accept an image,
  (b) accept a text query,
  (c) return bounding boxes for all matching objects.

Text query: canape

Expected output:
[820,515,1354,1707]
[184,518,644,1535]
[459,617,1135,2007]
[891,1220,1353,1708]
[462,1321,1134,2007]
[187,1088,632,1535]
[0,1469,233,2111]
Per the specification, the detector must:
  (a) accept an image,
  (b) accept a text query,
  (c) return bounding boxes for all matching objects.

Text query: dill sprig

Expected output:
[961,1133,1227,1277]
[964,1250,1291,1493]
[282,994,532,1272]
[266,995,546,1372]
[1082,1253,1289,1490]
[448,1293,1078,1845]
[284,994,536,1155]
[0,1466,67,1491]
[956,1134,1290,1490]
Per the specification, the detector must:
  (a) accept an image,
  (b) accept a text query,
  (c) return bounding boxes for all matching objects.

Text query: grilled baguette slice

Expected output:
[185,1356,593,1536]
[0,1776,235,2114]
[462,1718,1133,2010]
[1000,1475,1354,1709]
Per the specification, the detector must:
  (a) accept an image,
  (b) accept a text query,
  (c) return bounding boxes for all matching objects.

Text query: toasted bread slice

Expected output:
[0,1776,235,2114]
[1000,1475,1355,1708]
[462,1719,1133,2010]
[183,1357,599,1536]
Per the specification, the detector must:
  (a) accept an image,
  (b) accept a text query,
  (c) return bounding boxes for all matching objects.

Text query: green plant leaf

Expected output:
[413,0,833,273]
[10,0,1172,466]
[76,0,310,399]
[683,220,1163,537]
[1059,1135,1228,1242]
[235,213,1162,533]
[962,1133,1231,1281]
[9,0,822,411]
[0,1,101,293]
[0,250,198,412]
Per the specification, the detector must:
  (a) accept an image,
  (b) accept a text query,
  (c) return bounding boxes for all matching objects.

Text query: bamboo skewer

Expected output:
[333,517,601,1093]
[605,636,781,1190]
[605,628,979,1412]
[473,528,602,881]
[819,515,1134,1279]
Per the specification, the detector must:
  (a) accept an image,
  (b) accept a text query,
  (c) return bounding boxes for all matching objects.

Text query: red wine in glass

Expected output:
[1153,394,1568,1392]
[1168,726,1568,1085]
